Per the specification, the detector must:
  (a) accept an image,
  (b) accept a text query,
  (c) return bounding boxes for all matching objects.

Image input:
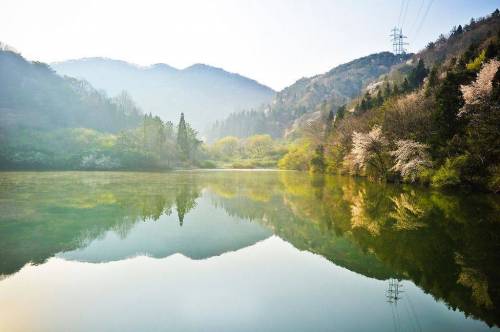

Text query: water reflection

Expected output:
[0,171,499,330]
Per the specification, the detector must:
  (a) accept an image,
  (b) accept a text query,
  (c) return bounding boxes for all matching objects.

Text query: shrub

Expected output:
[431,156,467,189]
[278,143,311,171]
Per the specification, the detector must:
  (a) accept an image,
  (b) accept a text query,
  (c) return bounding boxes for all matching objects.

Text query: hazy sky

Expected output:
[2,0,499,90]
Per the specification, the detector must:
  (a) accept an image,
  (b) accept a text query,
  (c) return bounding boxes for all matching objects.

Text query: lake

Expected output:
[0,171,499,332]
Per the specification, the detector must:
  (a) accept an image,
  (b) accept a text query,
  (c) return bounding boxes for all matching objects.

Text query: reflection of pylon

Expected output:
[387,278,404,304]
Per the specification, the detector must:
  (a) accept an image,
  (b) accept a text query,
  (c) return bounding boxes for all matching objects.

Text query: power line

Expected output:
[409,0,425,37]
[401,0,411,29]
[414,0,434,41]
[397,0,406,27]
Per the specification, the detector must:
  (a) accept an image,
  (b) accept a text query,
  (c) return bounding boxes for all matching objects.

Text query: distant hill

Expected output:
[52,58,275,132]
[208,52,411,140]
[0,49,142,133]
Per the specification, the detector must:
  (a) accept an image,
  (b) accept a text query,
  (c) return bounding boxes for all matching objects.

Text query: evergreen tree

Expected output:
[485,41,498,59]
[177,113,190,160]
[402,78,410,93]
[383,82,392,98]
[393,84,400,95]
[376,90,384,106]
[337,105,346,120]
[408,59,428,89]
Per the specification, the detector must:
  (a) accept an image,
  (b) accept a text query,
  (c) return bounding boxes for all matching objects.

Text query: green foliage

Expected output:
[212,136,240,159]
[309,145,326,173]
[245,135,274,158]
[431,156,467,189]
[208,135,284,169]
[278,142,311,171]
[466,49,486,71]
[430,70,469,153]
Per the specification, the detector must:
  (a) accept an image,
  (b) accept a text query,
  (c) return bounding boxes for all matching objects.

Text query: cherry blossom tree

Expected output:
[345,126,389,178]
[459,59,500,116]
[390,139,431,182]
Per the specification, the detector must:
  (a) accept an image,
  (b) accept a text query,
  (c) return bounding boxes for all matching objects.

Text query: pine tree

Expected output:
[376,90,384,106]
[177,113,190,160]
[337,105,346,119]
[401,78,410,93]
[383,82,392,98]
[409,59,428,88]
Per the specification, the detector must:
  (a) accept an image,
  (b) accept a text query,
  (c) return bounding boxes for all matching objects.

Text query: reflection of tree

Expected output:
[175,184,199,226]
[350,189,380,236]
[389,192,426,231]
[456,254,494,309]
[1,171,499,327]
[206,171,500,327]
[0,172,201,277]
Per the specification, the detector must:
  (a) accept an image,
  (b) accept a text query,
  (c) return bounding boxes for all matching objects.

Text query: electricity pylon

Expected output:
[390,27,409,55]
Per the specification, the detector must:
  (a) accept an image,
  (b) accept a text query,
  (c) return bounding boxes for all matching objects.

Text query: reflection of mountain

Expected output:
[58,198,271,262]
[208,191,395,280]
[1,171,499,327]
[0,172,270,276]
[204,171,500,328]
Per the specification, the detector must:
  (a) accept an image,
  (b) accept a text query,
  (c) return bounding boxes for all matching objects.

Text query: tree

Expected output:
[213,136,240,159]
[390,140,431,182]
[383,82,392,98]
[408,59,428,89]
[245,135,273,158]
[345,126,389,179]
[402,78,410,92]
[337,104,346,119]
[459,59,500,115]
[425,65,439,95]
[177,113,190,160]
[310,145,326,173]
[431,70,469,151]
[458,59,500,191]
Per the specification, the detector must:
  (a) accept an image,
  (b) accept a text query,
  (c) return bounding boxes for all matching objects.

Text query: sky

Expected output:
[1,0,499,90]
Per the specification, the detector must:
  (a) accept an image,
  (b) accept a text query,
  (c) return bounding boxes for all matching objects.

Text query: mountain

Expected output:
[208,52,411,140]
[51,58,276,132]
[0,49,142,134]
[0,47,146,169]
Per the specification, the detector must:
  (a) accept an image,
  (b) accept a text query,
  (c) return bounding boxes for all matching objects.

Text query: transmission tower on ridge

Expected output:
[390,27,409,55]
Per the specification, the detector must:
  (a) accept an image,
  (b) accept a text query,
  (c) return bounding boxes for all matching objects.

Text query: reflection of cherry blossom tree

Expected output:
[390,140,431,182]
[389,193,426,230]
[350,189,380,236]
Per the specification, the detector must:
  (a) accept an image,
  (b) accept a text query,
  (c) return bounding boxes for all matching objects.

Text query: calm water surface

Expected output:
[0,171,499,332]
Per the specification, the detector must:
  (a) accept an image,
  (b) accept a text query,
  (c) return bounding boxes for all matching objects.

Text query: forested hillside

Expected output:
[207,52,411,140]
[0,47,205,170]
[275,9,500,192]
[0,48,142,133]
[52,58,275,132]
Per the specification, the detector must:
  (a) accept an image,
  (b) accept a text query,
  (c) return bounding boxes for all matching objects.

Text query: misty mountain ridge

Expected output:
[0,50,142,133]
[52,57,276,132]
